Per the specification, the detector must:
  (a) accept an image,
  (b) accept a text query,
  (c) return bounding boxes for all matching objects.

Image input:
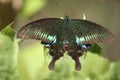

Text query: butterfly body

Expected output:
[17,16,115,70]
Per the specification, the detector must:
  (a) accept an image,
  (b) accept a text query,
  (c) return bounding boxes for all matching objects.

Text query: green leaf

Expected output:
[0,34,21,80]
[88,43,103,55]
[0,22,16,40]
[112,61,120,80]
[79,53,111,80]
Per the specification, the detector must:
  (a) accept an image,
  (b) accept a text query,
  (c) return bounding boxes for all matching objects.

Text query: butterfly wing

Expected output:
[71,19,115,44]
[17,18,62,43]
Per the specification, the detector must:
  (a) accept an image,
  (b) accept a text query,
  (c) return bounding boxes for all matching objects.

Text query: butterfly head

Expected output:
[63,15,70,22]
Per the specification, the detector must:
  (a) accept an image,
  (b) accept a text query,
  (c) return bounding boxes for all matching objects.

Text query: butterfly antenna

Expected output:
[17,39,24,45]
[83,51,88,58]
[82,13,86,20]
[43,45,47,59]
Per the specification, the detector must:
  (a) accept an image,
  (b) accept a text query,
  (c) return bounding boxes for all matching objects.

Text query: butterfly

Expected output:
[17,16,115,71]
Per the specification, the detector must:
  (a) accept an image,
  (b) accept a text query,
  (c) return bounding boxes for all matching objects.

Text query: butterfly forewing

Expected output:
[17,18,62,43]
[71,19,115,44]
[17,17,115,44]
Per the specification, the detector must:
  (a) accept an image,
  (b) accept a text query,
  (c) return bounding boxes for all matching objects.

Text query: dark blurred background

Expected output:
[0,0,119,61]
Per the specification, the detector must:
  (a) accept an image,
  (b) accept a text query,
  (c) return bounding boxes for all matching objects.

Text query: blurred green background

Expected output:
[0,0,120,80]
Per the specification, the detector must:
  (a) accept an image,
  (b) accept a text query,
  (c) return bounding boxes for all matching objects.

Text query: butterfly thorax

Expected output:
[52,16,78,51]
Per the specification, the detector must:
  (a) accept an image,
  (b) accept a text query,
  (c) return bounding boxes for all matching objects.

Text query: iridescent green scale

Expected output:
[17,16,115,71]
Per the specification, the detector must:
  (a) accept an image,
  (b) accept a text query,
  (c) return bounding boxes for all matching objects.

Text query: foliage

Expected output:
[0,23,22,80]
[88,43,103,55]
[20,46,111,80]
[1,22,15,40]
[112,61,120,80]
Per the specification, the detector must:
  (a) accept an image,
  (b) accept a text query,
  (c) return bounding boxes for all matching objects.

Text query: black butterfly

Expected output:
[17,16,115,71]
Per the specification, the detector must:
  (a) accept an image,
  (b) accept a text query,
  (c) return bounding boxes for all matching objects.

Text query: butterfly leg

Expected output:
[68,51,81,71]
[48,49,64,70]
